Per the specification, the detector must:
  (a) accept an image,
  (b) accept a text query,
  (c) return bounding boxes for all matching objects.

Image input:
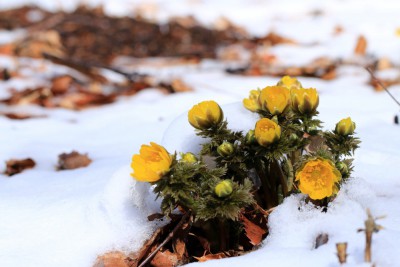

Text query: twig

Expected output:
[42,52,107,83]
[366,67,400,107]
[357,208,384,263]
[42,52,146,83]
[137,211,192,267]
[252,203,274,216]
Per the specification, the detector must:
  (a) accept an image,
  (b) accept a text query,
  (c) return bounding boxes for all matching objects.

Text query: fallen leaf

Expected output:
[228,57,337,80]
[1,113,46,120]
[256,32,297,46]
[93,251,130,267]
[333,25,344,35]
[172,218,191,261]
[240,213,267,246]
[57,151,92,170]
[315,233,329,249]
[193,252,228,262]
[14,30,64,58]
[169,79,193,93]
[376,57,392,71]
[51,75,73,95]
[0,44,15,56]
[57,91,115,110]
[354,35,367,56]
[150,250,179,267]
[5,158,36,176]
[127,215,183,267]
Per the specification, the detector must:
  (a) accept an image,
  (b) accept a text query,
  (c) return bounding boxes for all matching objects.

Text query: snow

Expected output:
[1,0,400,267]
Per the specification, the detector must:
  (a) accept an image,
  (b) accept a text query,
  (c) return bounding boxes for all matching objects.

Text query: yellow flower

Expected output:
[215,180,233,198]
[277,75,302,89]
[131,142,172,182]
[335,117,356,136]
[291,87,319,115]
[254,118,281,147]
[259,86,290,115]
[295,158,341,200]
[243,89,262,112]
[188,100,223,130]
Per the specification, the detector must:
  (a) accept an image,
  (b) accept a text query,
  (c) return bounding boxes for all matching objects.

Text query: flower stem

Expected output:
[255,161,277,209]
[218,218,228,251]
[273,159,288,197]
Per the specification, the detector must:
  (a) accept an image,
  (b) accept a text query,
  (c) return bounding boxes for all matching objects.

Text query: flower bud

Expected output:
[215,180,233,198]
[291,88,319,115]
[336,162,349,177]
[181,152,198,163]
[254,118,281,147]
[188,100,223,130]
[243,89,262,112]
[217,142,234,157]
[289,133,299,143]
[277,75,302,89]
[335,117,356,136]
[259,86,291,115]
[245,130,256,144]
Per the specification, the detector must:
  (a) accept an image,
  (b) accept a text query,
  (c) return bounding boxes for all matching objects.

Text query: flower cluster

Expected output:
[130,75,360,257]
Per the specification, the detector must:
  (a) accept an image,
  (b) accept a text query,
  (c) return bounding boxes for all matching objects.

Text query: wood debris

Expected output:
[336,242,348,264]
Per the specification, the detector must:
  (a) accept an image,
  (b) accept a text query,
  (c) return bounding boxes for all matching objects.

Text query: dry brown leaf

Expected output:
[240,214,267,246]
[5,158,36,176]
[1,87,53,106]
[256,32,296,46]
[315,233,329,249]
[1,113,46,120]
[0,44,15,56]
[93,251,130,267]
[333,25,344,35]
[229,57,337,80]
[150,250,179,267]
[193,252,229,262]
[15,30,64,58]
[376,57,392,70]
[51,75,73,95]
[354,35,367,56]
[57,151,92,170]
[58,92,115,110]
[170,79,193,93]
[369,76,400,91]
